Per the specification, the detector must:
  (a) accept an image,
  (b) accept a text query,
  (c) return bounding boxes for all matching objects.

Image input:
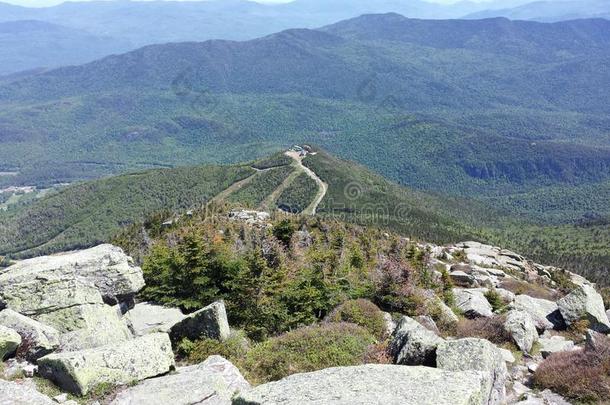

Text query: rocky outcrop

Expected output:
[538,336,575,358]
[512,295,564,332]
[437,338,508,405]
[229,210,270,225]
[0,309,60,360]
[37,333,174,396]
[389,316,443,366]
[557,284,610,333]
[0,324,21,360]
[110,355,250,405]
[0,244,144,307]
[170,301,230,343]
[125,302,186,336]
[454,242,527,272]
[504,310,538,353]
[0,379,55,404]
[0,245,141,353]
[454,288,493,318]
[234,364,488,405]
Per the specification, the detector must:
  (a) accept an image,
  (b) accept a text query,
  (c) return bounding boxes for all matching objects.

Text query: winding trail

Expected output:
[285,151,328,216]
[212,151,327,216]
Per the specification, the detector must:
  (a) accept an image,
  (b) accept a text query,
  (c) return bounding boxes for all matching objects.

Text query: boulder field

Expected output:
[0,241,608,404]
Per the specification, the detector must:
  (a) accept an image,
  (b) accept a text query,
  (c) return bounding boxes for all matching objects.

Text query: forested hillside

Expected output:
[0,150,492,259]
[3,148,610,286]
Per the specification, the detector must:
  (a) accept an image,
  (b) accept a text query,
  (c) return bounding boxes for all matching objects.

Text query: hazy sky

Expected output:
[3,0,497,8]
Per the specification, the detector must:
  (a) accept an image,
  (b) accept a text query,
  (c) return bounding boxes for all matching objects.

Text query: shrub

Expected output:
[484,289,506,313]
[549,269,577,292]
[363,342,392,364]
[272,219,295,247]
[439,266,455,307]
[242,323,376,384]
[326,299,387,340]
[452,249,467,263]
[455,316,513,346]
[372,257,426,315]
[177,330,250,364]
[533,339,610,402]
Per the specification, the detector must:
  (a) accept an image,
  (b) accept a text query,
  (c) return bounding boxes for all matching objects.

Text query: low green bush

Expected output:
[177,330,250,364]
[484,289,506,313]
[326,299,387,340]
[242,323,376,384]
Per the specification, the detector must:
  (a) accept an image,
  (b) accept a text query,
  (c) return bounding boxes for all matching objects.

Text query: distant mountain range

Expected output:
[0,0,608,74]
[1,13,609,218]
[465,0,610,22]
[0,20,131,75]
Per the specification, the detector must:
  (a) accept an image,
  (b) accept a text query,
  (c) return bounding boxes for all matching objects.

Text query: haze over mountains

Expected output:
[0,0,609,74]
[465,0,610,22]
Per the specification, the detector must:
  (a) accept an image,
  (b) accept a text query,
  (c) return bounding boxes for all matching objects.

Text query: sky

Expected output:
[2,0,498,8]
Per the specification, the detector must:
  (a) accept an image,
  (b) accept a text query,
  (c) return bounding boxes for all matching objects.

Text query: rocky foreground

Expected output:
[0,239,609,404]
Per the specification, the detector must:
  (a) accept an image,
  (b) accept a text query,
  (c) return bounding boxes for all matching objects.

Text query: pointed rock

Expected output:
[170,300,230,343]
[504,310,538,353]
[454,288,493,318]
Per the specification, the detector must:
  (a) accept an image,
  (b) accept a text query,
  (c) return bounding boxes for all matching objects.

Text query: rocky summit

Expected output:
[0,229,609,404]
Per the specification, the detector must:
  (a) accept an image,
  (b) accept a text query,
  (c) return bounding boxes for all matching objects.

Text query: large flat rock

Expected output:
[0,276,103,321]
[111,355,250,405]
[37,333,174,396]
[0,244,144,307]
[56,304,133,352]
[234,364,487,405]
